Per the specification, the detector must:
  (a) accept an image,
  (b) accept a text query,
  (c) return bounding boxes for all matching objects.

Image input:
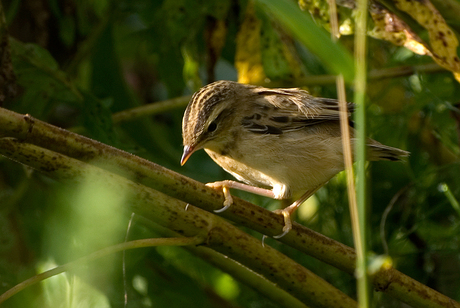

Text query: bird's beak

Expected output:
[181,145,195,166]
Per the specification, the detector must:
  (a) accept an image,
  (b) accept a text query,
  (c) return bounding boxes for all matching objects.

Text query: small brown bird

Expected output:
[181,80,408,237]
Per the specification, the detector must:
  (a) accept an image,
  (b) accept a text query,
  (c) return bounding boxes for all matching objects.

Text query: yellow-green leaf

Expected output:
[235,3,266,84]
[394,0,460,78]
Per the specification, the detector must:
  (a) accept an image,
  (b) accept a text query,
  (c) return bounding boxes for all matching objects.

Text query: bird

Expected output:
[181,80,408,237]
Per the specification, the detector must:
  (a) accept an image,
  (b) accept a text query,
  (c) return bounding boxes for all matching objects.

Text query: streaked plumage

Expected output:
[181,80,408,236]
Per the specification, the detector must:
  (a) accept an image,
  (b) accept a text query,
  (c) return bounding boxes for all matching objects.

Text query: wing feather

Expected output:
[242,87,354,134]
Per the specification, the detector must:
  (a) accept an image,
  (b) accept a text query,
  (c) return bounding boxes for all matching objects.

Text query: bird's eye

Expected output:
[207,121,218,133]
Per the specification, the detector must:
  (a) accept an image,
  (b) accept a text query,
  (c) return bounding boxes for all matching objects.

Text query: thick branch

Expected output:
[0,138,353,308]
[0,107,457,308]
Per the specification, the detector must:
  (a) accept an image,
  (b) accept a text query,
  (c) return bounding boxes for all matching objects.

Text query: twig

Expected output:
[112,95,191,124]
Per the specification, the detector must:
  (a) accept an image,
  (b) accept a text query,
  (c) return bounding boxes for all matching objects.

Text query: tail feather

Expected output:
[367,143,409,162]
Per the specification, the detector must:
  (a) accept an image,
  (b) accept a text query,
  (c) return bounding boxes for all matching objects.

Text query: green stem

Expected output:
[354,0,370,306]
[440,183,460,217]
[112,95,191,124]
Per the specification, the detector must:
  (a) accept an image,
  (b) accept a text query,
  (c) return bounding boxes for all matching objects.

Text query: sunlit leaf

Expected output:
[236,3,266,84]
[259,12,305,81]
[369,4,431,56]
[393,0,460,80]
[256,0,354,81]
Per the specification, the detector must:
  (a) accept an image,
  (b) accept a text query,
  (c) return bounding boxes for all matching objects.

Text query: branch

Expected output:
[0,107,458,308]
[112,95,191,124]
[0,138,352,308]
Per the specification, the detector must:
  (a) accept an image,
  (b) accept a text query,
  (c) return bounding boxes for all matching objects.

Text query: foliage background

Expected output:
[1,0,460,307]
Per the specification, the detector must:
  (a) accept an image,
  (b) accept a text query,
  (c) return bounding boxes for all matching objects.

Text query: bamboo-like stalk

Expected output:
[141,220,312,308]
[0,138,353,308]
[0,108,357,268]
[0,107,458,308]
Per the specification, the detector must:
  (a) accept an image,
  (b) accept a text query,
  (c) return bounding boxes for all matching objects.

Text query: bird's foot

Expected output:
[206,181,234,213]
[272,208,293,238]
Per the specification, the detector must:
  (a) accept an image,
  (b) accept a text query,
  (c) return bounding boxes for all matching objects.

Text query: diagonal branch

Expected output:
[0,138,354,308]
[0,107,458,308]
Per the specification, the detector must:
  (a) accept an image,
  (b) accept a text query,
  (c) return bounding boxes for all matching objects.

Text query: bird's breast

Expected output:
[204,148,290,197]
[203,130,345,199]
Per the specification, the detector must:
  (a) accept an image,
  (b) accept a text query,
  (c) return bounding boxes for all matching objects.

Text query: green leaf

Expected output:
[81,92,116,145]
[10,38,59,71]
[9,39,80,116]
[256,0,354,81]
[258,11,306,81]
[259,17,294,80]
[90,22,183,164]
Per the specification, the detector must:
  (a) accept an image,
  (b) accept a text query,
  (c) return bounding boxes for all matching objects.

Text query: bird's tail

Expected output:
[367,143,409,162]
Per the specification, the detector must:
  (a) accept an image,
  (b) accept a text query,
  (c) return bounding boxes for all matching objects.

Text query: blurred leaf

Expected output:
[369,4,432,56]
[59,16,77,48]
[256,0,354,81]
[39,261,111,308]
[10,38,59,71]
[90,23,134,112]
[259,11,306,81]
[236,3,266,84]
[89,21,180,163]
[204,18,228,83]
[81,92,115,145]
[393,0,460,79]
[9,38,80,116]
[298,0,330,24]
[182,44,202,90]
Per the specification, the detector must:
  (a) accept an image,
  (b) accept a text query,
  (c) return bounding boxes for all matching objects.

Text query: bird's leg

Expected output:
[272,186,322,238]
[208,180,322,239]
[206,180,276,213]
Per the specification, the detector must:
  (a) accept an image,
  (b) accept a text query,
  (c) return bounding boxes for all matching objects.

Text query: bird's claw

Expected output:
[213,202,232,213]
[206,182,234,213]
[273,228,290,239]
[258,208,295,245]
[272,208,293,239]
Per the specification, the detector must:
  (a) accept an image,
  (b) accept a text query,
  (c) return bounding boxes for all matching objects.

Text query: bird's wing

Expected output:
[241,87,354,134]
